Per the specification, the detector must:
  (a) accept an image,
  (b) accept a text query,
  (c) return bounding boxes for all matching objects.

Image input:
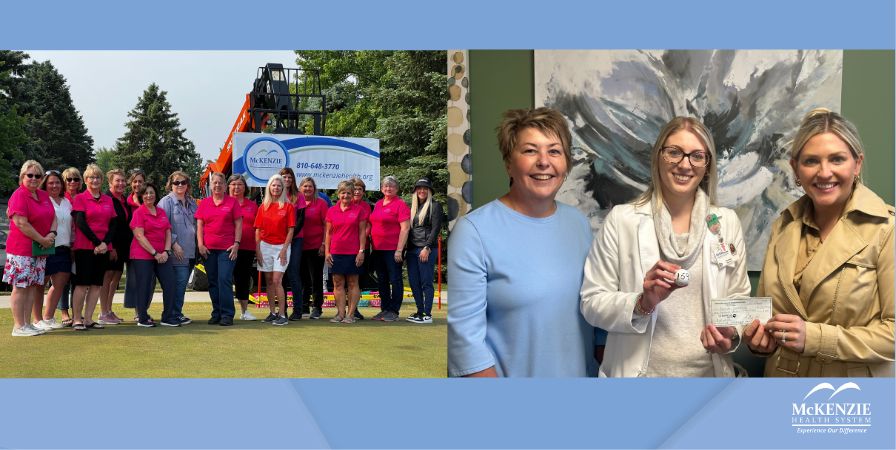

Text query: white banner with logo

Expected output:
[231,133,380,190]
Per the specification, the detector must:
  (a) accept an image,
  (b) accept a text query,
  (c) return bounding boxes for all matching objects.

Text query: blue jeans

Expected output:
[205,250,235,320]
[123,262,136,309]
[58,281,74,310]
[372,249,404,313]
[131,259,177,323]
[169,263,193,318]
[406,246,435,315]
[285,238,303,313]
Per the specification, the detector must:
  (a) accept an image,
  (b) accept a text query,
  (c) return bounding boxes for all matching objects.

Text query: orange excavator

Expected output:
[199,63,326,192]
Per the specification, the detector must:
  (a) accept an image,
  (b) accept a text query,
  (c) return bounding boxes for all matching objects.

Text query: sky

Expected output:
[25,50,300,164]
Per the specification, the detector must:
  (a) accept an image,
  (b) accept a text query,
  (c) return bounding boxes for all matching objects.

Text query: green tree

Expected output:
[293,50,447,202]
[14,61,94,171]
[112,83,201,192]
[0,51,28,194]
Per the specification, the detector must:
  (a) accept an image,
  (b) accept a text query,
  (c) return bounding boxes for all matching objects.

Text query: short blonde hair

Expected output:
[336,179,355,196]
[497,107,573,169]
[83,164,103,181]
[106,168,125,184]
[19,160,44,183]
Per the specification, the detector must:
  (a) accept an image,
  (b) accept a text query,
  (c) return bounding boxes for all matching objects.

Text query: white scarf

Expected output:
[652,188,709,269]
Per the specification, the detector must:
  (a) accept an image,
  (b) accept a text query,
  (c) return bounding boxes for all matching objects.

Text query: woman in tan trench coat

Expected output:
[745,108,894,377]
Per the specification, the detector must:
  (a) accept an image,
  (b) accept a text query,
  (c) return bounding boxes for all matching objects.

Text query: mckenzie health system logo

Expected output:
[244,137,289,183]
[791,382,871,435]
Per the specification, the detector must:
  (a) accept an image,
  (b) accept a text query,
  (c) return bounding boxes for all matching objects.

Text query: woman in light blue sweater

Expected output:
[448,107,595,377]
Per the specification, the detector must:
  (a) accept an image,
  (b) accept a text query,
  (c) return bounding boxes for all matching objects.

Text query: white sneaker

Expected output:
[240,311,257,321]
[34,319,60,331]
[11,326,40,337]
[26,323,47,335]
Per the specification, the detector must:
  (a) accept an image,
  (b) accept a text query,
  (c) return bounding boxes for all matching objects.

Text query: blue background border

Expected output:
[1,1,894,448]
[0,0,893,49]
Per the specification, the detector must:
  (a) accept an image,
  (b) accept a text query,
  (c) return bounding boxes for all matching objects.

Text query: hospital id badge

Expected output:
[711,297,772,327]
[712,242,733,267]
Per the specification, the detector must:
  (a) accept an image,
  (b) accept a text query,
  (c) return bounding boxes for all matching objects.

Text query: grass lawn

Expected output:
[0,303,446,378]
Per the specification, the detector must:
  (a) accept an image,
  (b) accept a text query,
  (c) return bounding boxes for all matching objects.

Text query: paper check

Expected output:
[711,297,772,327]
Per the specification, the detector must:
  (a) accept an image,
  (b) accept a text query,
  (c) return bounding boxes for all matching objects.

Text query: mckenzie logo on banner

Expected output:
[232,133,380,189]
[791,382,872,435]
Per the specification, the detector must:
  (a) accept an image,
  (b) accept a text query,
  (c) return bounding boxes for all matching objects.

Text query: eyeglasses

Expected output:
[66,177,81,183]
[86,176,101,181]
[24,173,41,179]
[172,180,188,186]
[661,147,710,168]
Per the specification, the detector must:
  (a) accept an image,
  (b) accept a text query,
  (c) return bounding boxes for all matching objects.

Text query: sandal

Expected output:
[86,322,105,329]
[73,323,87,331]
[341,316,355,324]
[329,316,344,323]
[61,319,73,328]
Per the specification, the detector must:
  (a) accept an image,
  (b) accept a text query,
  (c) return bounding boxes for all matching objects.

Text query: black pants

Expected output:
[233,249,257,300]
[300,249,325,310]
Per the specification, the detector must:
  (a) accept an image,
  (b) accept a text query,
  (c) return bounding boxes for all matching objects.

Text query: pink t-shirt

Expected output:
[129,204,171,260]
[326,203,365,255]
[235,198,258,250]
[369,198,411,251]
[71,191,116,251]
[127,194,140,210]
[195,195,241,250]
[301,196,328,250]
[6,186,55,257]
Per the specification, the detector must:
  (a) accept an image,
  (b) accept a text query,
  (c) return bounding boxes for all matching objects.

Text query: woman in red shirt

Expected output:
[228,174,259,321]
[129,183,176,327]
[254,174,295,326]
[299,176,327,320]
[4,160,57,336]
[369,176,410,322]
[325,180,367,324]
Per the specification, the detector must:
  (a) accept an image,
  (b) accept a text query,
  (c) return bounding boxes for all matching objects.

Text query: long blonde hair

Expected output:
[410,187,432,225]
[262,174,287,209]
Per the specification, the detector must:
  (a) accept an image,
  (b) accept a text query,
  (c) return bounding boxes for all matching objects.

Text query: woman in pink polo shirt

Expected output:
[228,174,259,321]
[5,160,57,337]
[299,176,327,320]
[369,176,411,322]
[325,180,367,324]
[34,170,72,331]
[97,169,131,325]
[195,172,243,326]
[122,168,146,316]
[71,164,118,331]
[129,182,176,327]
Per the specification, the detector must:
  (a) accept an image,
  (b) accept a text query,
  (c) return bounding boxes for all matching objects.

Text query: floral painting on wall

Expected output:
[536,50,843,269]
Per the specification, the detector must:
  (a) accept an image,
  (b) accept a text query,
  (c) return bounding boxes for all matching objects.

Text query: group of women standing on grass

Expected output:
[6,162,444,336]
